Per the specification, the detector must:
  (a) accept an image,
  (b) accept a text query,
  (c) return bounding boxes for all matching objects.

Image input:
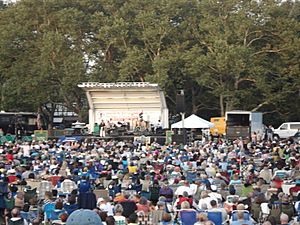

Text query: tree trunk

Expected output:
[41,103,55,130]
[226,99,234,112]
[48,115,53,130]
[220,94,225,116]
[191,86,197,114]
[37,106,43,130]
[47,104,55,130]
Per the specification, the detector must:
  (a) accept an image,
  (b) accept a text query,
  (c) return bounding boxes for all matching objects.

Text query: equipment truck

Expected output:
[225,111,263,140]
[210,117,226,137]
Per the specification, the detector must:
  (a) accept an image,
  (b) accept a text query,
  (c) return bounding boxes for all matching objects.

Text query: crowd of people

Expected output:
[0,134,299,225]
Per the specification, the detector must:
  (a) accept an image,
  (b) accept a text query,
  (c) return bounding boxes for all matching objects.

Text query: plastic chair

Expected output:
[94,189,109,200]
[179,210,197,225]
[207,211,223,225]
[231,210,251,221]
[296,201,300,222]
[272,170,289,180]
[226,195,239,203]
[260,203,270,222]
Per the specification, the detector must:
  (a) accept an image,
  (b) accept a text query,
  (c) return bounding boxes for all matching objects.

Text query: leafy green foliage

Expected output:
[0,0,299,127]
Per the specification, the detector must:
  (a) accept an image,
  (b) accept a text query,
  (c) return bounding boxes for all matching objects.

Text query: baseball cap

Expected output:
[66,209,103,225]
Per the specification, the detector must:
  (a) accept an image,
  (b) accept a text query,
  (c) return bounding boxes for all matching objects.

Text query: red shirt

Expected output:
[6,154,14,161]
[136,204,150,214]
[273,179,283,189]
[178,197,193,208]
[50,176,61,186]
[290,185,300,194]
[8,175,17,183]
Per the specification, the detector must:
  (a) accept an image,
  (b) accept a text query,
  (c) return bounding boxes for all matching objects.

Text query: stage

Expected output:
[55,134,167,145]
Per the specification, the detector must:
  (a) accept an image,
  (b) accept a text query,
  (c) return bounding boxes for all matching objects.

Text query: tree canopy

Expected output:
[0,0,299,127]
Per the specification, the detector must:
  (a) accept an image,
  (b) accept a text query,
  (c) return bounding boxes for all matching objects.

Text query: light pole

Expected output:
[181,111,186,144]
[176,90,186,144]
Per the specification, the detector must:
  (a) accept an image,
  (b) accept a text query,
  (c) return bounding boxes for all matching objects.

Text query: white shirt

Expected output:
[175,185,194,196]
[99,202,114,216]
[22,144,31,157]
[189,184,198,195]
[208,192,222,202]
[198,196,218,210]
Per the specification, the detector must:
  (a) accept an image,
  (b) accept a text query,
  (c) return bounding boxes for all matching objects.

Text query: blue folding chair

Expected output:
[231,210,251,221]
[179,210,198,225]
[207,211,223,225]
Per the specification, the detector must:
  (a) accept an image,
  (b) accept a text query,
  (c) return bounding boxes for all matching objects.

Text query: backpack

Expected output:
[8,218,24,225]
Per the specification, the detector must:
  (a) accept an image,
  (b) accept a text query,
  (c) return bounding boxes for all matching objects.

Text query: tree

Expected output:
[185,0,300,119]
[0,0,101,127]
[0,0,299,127]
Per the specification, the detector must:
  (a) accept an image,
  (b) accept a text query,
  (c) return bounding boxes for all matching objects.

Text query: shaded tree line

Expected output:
[0,0,299,128]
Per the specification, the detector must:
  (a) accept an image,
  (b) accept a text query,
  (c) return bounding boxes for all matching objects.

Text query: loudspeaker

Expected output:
[176,91,185,113]
[150,137,166,145]
[172,134,184,144]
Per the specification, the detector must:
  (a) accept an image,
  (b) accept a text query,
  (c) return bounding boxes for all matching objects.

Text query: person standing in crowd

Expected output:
[266,125,274,141]
[251,132,257,144]
[99,120,106,137]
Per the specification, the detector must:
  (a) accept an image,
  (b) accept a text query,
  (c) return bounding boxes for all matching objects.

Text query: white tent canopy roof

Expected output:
[171,114,215,129]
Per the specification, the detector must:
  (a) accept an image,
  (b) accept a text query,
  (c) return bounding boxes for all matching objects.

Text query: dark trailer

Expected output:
[225,111,263,140]
[0,112,38,136]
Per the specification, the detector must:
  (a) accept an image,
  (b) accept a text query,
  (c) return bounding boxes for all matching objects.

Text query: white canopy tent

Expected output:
[171,114,214,129]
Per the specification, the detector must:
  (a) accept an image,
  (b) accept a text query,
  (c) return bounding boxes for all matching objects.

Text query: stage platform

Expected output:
[53,134,167,145]
[84,135,167,145]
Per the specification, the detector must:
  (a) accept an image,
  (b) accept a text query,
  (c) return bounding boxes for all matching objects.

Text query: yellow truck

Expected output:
[210,117,226,137]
